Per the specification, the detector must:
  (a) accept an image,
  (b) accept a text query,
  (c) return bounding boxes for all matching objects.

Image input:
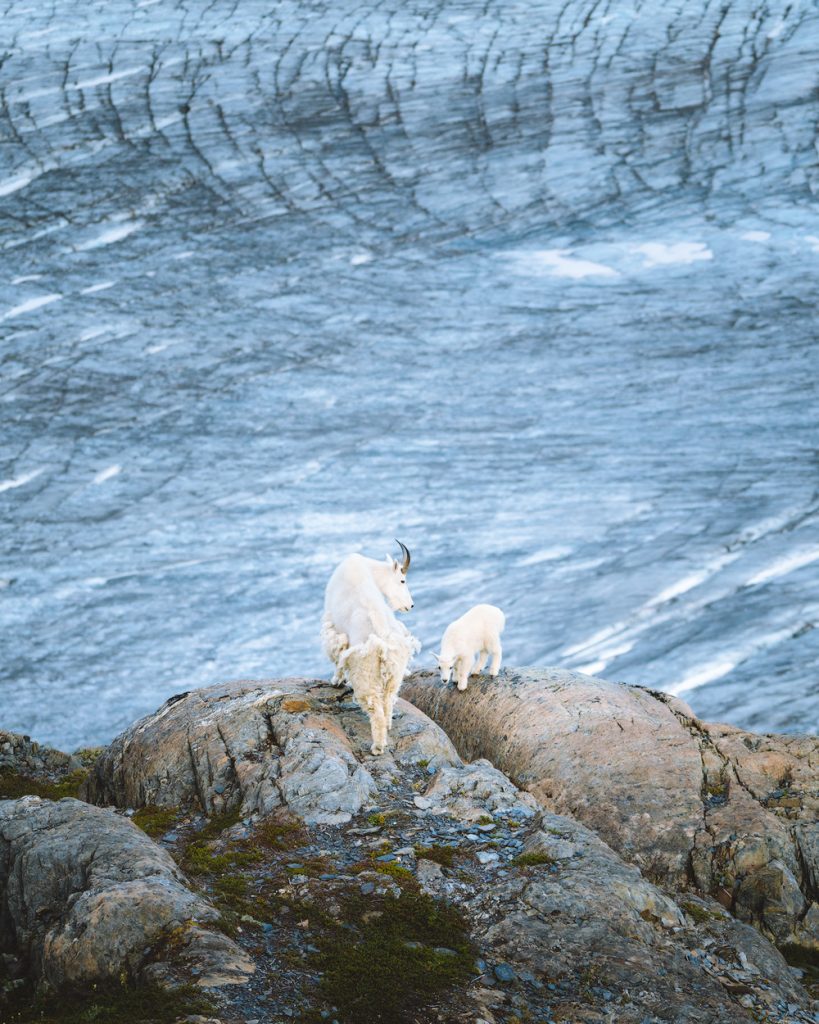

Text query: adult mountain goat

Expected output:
[434,604,505,691]
[321,540,419,755]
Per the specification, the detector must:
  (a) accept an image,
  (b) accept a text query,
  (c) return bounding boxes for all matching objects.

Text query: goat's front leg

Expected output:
[488,643,502,677]
[385,674,402,731]
[455,656,470,692]
[473,650,489,673]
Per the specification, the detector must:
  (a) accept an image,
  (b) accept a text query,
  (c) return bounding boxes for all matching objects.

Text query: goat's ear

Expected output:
[384,553,394,568]
[431,651,442,664]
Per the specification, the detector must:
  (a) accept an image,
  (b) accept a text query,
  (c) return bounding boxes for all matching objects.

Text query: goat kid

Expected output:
[434,603,505,691]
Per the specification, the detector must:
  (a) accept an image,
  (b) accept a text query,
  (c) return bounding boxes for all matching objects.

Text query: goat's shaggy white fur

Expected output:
[321,548,418,754]
[435,603,505,691]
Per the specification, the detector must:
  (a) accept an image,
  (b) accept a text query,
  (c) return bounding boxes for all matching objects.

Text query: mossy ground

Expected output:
[679,900,725,925]
[308,887,475,1024]
[415,844,457,868]
[130,805,181,838]
[0,767,90,802]
[511,851,555,868]
[0,976,212,1024]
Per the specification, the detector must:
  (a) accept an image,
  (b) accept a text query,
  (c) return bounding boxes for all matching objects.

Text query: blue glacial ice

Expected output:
[1,0,818,749]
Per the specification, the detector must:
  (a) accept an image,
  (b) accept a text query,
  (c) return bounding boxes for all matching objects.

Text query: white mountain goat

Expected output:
[434,604,505,691]
[321,540,419,754]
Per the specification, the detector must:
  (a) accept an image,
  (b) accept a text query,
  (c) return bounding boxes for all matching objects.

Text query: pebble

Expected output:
[375,854,395,862]
[413,796,432,810]
[360,882,375,894]
[477,851,499,864]
[494,963,516,983]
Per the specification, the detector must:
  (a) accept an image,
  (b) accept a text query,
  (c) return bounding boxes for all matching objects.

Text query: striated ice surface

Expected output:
[1,0,818,749]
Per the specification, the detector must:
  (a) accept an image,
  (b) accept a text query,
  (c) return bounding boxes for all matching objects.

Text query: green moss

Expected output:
[477,815,494,826]
[285,856,331,877]
[213,874,249,899]
[374,861,414,883]
[0,767,90,802]
[312,889,474,1024]
[511,851,555,868]
[367,812,387,827]
[0,977,213,1024]
[131,805,180,839]
[73,748,105,768]
[254,815,305,851]
[182,842,261,876]
[680,900,724,924]
[195,808,243,840]
[179,810,260,876]
[415,844,456,868]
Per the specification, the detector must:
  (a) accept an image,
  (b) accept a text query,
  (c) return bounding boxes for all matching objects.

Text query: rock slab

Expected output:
[0,797,252,992]
[403,667,819,953]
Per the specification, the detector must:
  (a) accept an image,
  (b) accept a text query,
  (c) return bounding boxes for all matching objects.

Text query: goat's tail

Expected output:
[321,613,350,664]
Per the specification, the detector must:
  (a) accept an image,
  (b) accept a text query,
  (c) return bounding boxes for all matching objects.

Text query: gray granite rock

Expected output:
[0,797,253,993]
[85,679,460,825]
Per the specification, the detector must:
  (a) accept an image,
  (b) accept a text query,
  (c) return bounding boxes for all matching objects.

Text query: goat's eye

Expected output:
[401,580,406,584]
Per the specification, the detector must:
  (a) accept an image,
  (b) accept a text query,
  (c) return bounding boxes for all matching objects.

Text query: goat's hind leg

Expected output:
[366,698,388,756]
[474,650,489,673]
[488,642,502,677]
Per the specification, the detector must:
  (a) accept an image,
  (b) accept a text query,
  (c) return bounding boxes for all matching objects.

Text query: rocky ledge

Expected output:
[1,673,817,1024]
[403,668,819,960]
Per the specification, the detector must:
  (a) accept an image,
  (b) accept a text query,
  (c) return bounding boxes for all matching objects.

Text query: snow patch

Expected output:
[1,293,62,320]
[517,249,619,279]
[746,547,819,586]
[93,465,121,485]
[0,469,44,493]
[633,242,713,267]
[81,281,116,294]
[76,221,142,251]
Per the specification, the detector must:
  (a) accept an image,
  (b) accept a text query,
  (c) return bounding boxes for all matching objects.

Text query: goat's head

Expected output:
[431,651,452,684]
[381,539,413,612]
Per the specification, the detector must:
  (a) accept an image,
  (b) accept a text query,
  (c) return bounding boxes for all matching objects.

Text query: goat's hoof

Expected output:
[456,682,468,692]
[371,744,385,756]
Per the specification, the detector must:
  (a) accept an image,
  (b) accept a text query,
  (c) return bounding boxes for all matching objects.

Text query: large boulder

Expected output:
[0,797,253,993]
[402,667,819,953]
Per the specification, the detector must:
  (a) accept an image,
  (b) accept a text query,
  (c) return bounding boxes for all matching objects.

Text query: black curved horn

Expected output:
[395,539,411,574]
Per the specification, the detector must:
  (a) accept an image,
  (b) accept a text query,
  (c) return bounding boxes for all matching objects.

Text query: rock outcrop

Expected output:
[0,797,253,993]
[402,668,819,955]
[85,680,460,824]
[76,677,814,1023]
